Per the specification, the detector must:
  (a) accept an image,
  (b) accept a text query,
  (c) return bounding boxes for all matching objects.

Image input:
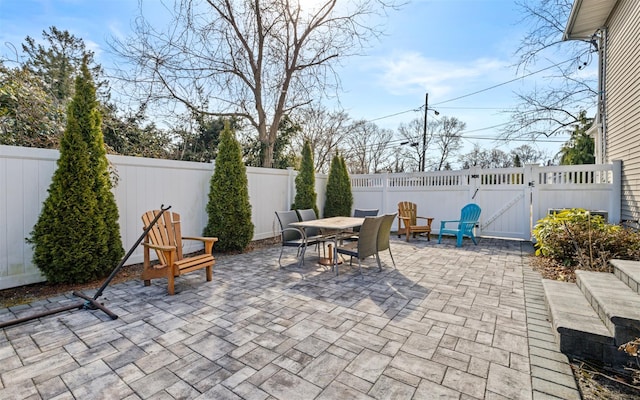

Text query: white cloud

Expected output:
[374,51,510,98]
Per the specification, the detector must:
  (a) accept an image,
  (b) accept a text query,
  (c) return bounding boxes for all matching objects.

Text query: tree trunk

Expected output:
[260,118,280,168]
[261,138,274,168]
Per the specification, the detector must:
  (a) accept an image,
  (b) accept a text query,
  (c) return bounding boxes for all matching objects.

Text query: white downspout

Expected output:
[599,27,608,163]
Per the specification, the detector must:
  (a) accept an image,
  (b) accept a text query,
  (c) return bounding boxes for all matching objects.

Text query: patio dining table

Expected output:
[290,216,364,275]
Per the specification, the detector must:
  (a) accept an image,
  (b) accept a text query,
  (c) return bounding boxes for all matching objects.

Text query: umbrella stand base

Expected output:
[73,291,118,320]
[318,244,343,266]
[0,291,117,329]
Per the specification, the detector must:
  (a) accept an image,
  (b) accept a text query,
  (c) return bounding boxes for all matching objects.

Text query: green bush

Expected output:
[28,61,124,284]
[203,121,254,251]
[291,140,318,216]
[324,153,352,217]
[532,208,640,271]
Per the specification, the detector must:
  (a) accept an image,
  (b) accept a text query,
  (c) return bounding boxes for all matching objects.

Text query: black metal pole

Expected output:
[422,92,428,172]
[0,302,84,329]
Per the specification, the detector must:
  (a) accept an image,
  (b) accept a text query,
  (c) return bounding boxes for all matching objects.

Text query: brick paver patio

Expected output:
[0,237,580,399]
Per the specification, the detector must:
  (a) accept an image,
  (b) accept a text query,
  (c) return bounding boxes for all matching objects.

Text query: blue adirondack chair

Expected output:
[438,203,482,247]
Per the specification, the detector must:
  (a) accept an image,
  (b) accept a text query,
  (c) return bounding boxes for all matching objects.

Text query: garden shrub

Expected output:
[291,140,318,216]
[532,208,640,271]
[28,61,124,284]
[324,153,352,217]
[203,121,254,252]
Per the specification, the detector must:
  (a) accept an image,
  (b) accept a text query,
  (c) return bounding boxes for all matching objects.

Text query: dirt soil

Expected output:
[1,241,638,398]
[572,358,640,400]
[0,262,144,308]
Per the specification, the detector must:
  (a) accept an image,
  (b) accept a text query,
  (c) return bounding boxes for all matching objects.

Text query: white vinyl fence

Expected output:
[0,145,328,289]
[352,162,621,240]
[0,145,621,290]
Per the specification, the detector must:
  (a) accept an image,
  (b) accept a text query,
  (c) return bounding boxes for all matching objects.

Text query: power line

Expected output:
[364,57,577,123]
[362,130,567,154]
[348,133,567,160]
[431,58,575,106]
[342,58,584,154]
[367,108,421,122]
[460,135,567,143]
[434,106,513,110]
[463,122,510,133]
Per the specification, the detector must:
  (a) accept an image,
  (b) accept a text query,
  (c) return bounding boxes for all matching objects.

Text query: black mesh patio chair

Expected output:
[275,210,319,268]
[295,208,328,257]
[354,208,379,217]
[336,215,384,275]
[342,208,379,241]
[353,208,379,233]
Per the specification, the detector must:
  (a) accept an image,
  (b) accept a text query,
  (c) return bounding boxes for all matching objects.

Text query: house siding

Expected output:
[605,0,640,227]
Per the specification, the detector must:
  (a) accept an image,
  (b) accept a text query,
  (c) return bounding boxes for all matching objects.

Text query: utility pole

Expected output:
[422,92,439,172]
[422,93,428,172]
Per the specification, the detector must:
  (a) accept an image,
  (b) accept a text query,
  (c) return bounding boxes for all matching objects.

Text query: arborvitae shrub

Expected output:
[324,153,353,217]
[203,121,254,251]
[28,60,124,283]
[292,140,318,216]
[77,67,124,275]
[339,155,353,214]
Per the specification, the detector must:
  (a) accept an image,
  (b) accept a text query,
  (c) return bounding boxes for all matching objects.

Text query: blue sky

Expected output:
[0,0,584,161]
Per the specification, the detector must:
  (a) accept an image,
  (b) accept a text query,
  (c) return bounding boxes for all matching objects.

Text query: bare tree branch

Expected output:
[109,0,400,167]
[290,104,353,173]
[503,0,598,142]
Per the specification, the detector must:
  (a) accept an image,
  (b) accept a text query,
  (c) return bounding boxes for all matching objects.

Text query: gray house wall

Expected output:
[565,0,640,229]
[604,0,640,228]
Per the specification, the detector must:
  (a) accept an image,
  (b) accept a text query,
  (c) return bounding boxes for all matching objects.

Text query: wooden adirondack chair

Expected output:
[141,210,218,295]
[438,203,482,247]
[397,201,434,242]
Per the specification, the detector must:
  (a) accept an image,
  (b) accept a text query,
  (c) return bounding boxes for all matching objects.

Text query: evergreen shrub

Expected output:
[292,140,318,216]
[28,61,124,283]
[203,121,254,251]
[324,153,353,217]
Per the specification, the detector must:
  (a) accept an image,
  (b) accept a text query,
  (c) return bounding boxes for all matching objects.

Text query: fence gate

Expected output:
[352,163,619,242]
[470,166,532,240]
[456,163,620,241]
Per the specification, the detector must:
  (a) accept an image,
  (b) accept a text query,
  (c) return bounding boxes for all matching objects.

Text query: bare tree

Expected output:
[458,144,511,169]
[397,117,429,172]
[510,144,548,165]
[344,120,393,174]
[432,116,464,171]
[502,0,598,140]
[110,0,399,167]
[458,144,485,169]
[291,105,353,173]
